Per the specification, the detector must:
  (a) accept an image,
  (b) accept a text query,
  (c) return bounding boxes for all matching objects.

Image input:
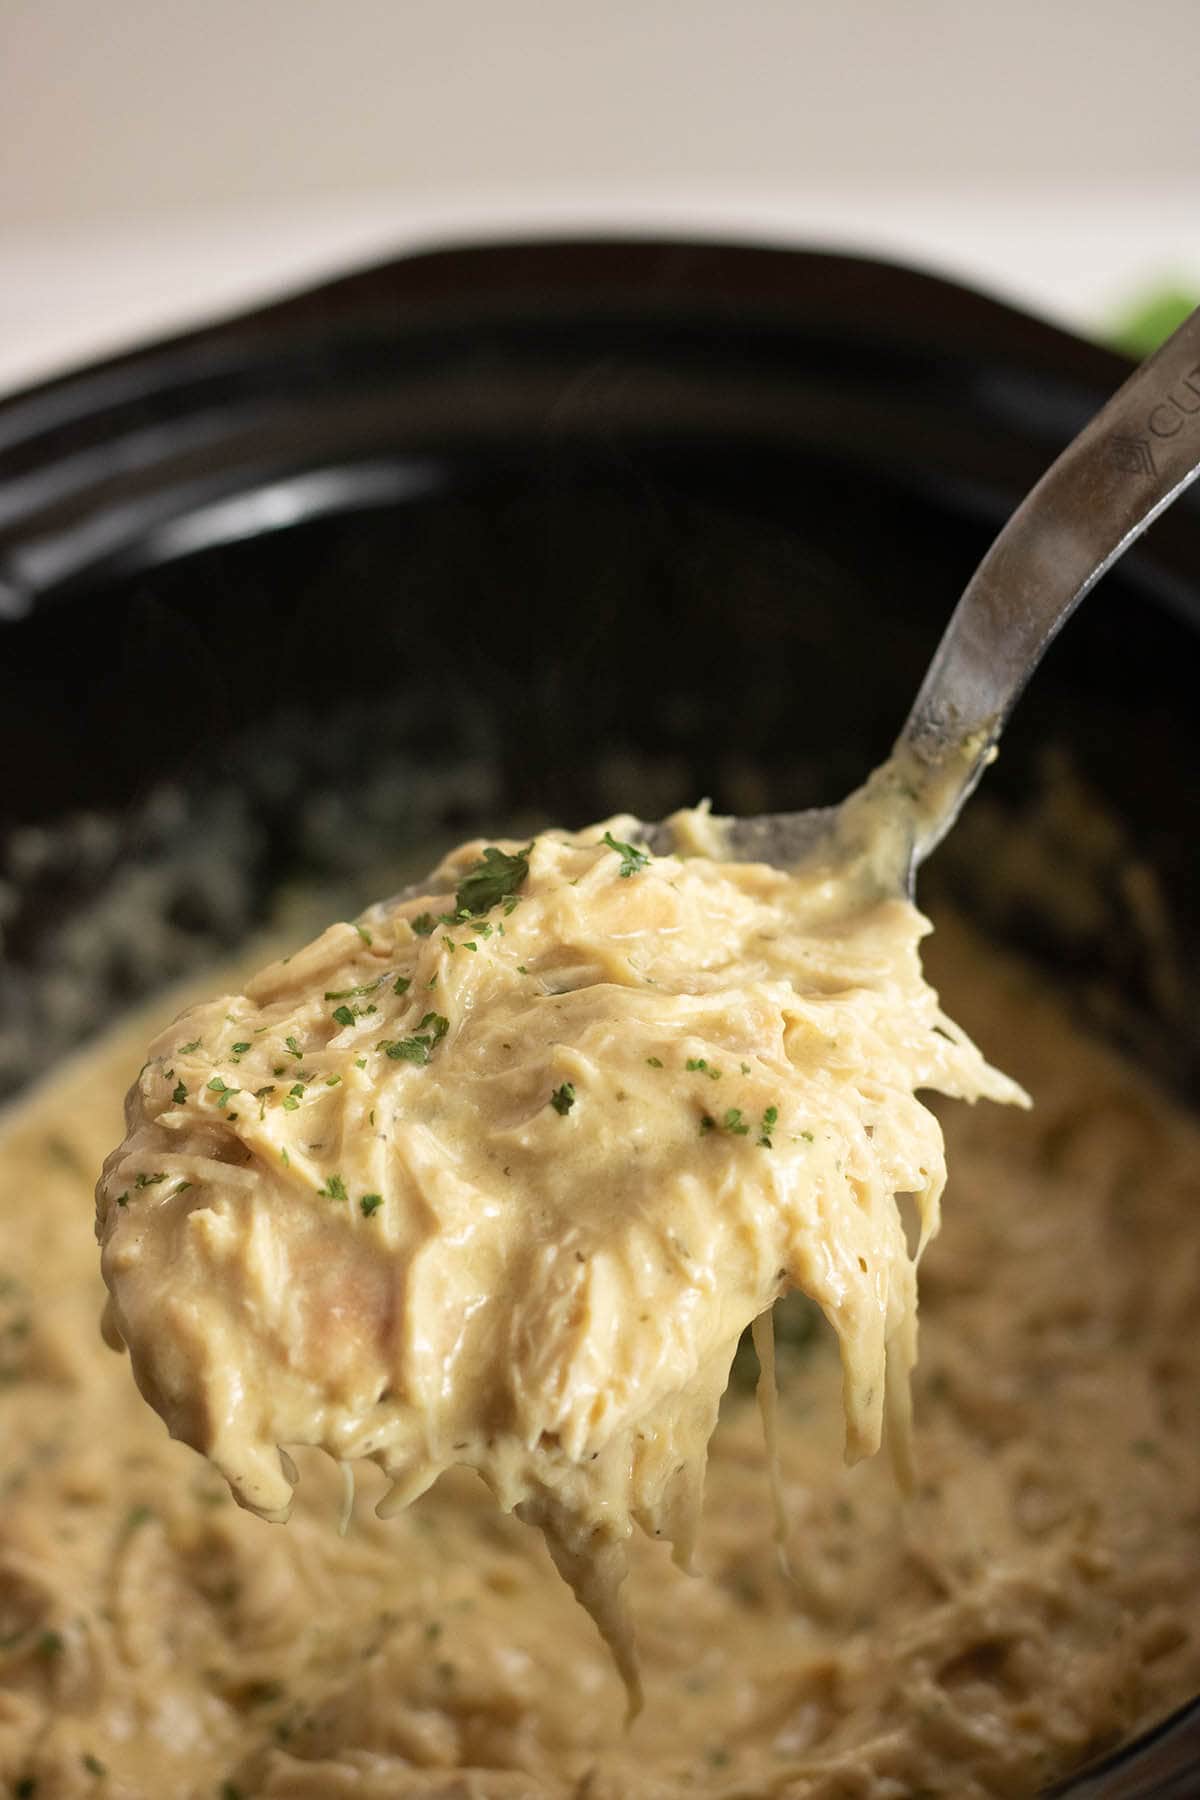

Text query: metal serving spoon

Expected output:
[636,305,1200,889]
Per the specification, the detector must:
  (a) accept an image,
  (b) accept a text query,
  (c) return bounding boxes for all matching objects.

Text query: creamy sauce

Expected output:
[93,813,1021,1698]
[2,913,1200,1793]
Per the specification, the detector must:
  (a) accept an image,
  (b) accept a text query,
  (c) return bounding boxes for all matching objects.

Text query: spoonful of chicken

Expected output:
[95,308,1200,1706]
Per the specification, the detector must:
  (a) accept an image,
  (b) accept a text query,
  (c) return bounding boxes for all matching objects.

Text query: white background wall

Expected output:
[3,0,1198,389]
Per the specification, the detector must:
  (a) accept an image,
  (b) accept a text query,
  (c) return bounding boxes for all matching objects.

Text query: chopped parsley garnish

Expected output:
[82,1754,107,1778]
[452,843,533,918]
[360,1193,383,1217]
[178,1038,201,1054]
[325,1074,341,1087]
[284,1036,304,1061]
[135,1171,167,1188]
[355,1057,367,1069]
[722,1108,750,1136]
[115,1192,129,1208]
[550,1082,576,1116]
[381,1013,448,1065]
[206,1077,239,1109]
[318,1174,348,1201]
[172,1080,188,1104]
[740,1062,751,1075]
[799,1129,814,1143]
[353,923,373,946]
[411,913,436,937]
[231,1042,251,1057]
[699,1114,716,1136]
[331,1005,356,1029]
[393,975,411,995]
[760,1105,780,1149]
[173,1181,192,1196]
[516,965,528,975]
[646,1056,663,1068]
[325,979,384,1001]
[601,829,650,878]
[282,1083,305,1111]
[686,1057,721,1080]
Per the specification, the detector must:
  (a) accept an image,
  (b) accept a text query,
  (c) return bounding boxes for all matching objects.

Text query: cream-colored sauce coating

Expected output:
[3,917,1200,1795]
[94,814,1022,1689]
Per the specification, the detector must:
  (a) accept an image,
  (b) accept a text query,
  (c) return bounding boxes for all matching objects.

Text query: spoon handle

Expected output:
[899,306,1200,863]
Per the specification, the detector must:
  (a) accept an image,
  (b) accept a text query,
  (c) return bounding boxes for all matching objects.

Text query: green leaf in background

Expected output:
[1109,283,1199,359]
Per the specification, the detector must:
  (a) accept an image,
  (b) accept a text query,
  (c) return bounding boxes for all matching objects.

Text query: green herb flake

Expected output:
[646,1056,663,1068]
[516,965,528,975]
[393,975,411,995]
[134,1171,167,1188]
[231,1042,251,1057]
[360,1193,383,1217]
[318,1174,348,1202]
[799,1128,814,1143]
[758,1104,781,1149]
[355,1057,367,1069]
[325,978,384,1001]
[284,1036,304,1061]
[173,1180,192,1196]
[382,1012,448,1066]
[411,913,436,937]
[699,1114,716,1136]
[601,829,650,878]
[172,1080,188,1104]
[331,1005,356,1029]
[353,923,373,946]
[178,1039,201,1055]
[115,1192,129,1208]
[81,1754,107,1778]
[722,1108,750,1136]
[325,1074,342,1087]
[740,1062,751,1075]
[280,1149,290,1167]
[206,1078,240,1109]
[686,1057,721,1080]
[453,843,533,918]
[550,1082,576,1116]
